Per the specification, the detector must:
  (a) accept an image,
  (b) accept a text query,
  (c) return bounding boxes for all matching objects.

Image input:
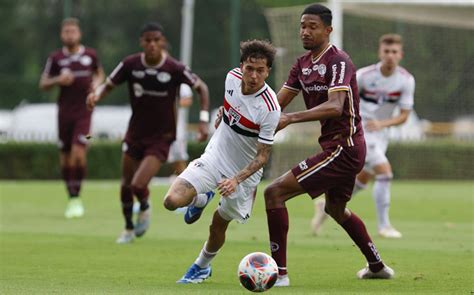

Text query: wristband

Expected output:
[199,110,210,122]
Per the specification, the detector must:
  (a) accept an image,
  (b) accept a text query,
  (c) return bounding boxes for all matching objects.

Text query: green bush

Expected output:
[0,140,472,180]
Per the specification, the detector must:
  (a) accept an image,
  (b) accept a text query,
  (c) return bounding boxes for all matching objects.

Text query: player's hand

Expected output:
[365,120,383,132]
[197,121,209,142]
[57,69,75,86]
[86,92,98,111]
[217,177,238,197]
[276,113,291,132]
[214,106,224,129]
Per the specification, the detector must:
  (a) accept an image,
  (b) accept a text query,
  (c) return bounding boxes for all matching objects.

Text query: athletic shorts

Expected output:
[178,158,257,223]
[291,143,366,202]
[58,114,91,152]
[167,139,189,163]
[363,131,389,173]
[122,137,173,162]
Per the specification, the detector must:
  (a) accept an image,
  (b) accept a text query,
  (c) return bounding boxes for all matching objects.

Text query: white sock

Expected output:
[373,174,393,230]
[353,178,367,195]
[194,242,218,268]
[190,194,208,208]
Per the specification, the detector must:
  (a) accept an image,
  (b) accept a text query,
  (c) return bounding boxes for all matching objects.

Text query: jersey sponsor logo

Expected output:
[338,61,346,84]
[80,55,92,66]
[132,70,145,79]
[228,107,241,126]
[157,72,171,83]
[330,64,337,86]
[299,160,308,170]
[133,83,144,97]
[145,68,157,75]
[368,242,381,261]
[58,59,71,66]
[302,84,328,93]
[227,89,234,96]
[302,67,312,75]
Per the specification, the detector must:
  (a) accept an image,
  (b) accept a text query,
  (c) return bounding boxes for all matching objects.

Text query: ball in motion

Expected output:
[238,252,278,292]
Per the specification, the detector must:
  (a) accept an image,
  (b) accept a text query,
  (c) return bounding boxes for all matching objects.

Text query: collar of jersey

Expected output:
[140,52,167,69]
[311,43,333,64]
[62,45,85,56]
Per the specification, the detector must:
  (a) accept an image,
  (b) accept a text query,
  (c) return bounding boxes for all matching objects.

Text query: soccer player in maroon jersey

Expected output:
[87,22,210,244]
[39,18,105,219]
[264,4,395,285]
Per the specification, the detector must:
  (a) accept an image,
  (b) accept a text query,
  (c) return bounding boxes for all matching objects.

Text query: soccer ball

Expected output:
[238,252,278,292]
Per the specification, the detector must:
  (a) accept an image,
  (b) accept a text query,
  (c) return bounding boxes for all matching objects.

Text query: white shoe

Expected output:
[310,199,328,235]
[274,274,290,287]
[357,264,395,279]
[64,198,85,219]
[116,230,135,244]
[134,207,151,237]
[379,226,402,238]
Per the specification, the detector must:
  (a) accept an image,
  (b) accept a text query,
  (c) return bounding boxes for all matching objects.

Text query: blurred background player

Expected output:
[87,22,210,244]
[312,34,415,239]
[264,4,394,287]
[167,83,193,175]
[39,17,104,219]
[163,40,280,284]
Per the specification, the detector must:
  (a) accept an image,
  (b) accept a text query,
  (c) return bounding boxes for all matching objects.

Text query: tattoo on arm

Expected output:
[234,143,272,184]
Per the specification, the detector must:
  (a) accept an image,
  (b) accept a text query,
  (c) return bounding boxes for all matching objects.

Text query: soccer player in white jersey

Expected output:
[167,83,194,175]
[312,34,415,238]
[163,39,280,284]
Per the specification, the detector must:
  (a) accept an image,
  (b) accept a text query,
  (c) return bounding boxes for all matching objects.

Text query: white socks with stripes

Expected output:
[190,194,208,208]
[373,174,393,230]
[195,242,218,268]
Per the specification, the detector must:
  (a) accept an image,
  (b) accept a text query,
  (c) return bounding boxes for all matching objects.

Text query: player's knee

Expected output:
[264,185,281,208]
[325,203,346,223]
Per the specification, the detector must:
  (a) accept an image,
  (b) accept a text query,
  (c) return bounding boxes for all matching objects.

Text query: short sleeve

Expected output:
[328,55,354,93]
[282,61,301,93]
[258,110,281,145]
[179,65,199,88]
[43,55,59,77]
[108,60,128,85]
[179,83,193,99]
[399,75,415,110]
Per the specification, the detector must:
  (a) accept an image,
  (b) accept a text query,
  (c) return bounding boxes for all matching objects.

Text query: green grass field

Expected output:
[0,180,472,294]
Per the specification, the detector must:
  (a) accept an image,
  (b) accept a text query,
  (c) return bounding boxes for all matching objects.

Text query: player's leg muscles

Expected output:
[163,177,198,210]
[264,170,305,209]
[206,210,231,253]
[70,144,87,167]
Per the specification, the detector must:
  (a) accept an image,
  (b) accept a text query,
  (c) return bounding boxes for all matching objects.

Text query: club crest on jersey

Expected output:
[145,68,157,75]
[228,107,241,126]
[80,55,92,66]
[157,72,171,83]
[313,64,326,76]
[132,70,145,79]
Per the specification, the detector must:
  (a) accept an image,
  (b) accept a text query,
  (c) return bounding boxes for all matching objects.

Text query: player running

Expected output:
[39,18,104,219]
[264,4,395,286]
[311,34,415,238]
[87,22,210,244]
[163,40,280,284]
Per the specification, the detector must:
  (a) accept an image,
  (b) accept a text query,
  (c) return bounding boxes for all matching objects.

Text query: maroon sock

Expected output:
[266,208,289,276]
[71,166,86,197]
[131,185,150,211]
[61,166,75,198]
[121,185,134,229]
[340,212,384,272]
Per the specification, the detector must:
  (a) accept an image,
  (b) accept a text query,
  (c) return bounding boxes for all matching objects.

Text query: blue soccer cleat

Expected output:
[176,263,212,284]
[184,191,215,224]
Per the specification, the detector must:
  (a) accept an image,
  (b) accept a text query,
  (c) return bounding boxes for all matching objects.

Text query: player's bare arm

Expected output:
[278,90,346,131]
[193,79,210,141]
[217,142,272,197]
[86,80,114,110]
[91,66,105,90]
[365,108,411,132]
[277,88,299,111]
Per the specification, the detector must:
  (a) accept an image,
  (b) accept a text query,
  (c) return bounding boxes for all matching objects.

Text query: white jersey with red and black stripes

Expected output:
[201,68,280,186]
[357,62,415,123]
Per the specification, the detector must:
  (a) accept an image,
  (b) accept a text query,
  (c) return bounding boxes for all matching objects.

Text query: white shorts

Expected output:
[364,131,389,173]
[178,158,257,223]
[167,139,189,163]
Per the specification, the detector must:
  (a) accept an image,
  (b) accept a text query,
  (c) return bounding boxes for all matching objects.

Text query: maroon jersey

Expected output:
[283,45,363,149]
[43,45,100,118]
[108,53,199,142]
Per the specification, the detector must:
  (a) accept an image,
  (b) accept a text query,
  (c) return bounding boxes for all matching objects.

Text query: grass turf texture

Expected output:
[0,180,472,294]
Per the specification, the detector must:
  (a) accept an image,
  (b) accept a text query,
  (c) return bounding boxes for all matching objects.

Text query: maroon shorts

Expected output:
[291,143,366,202]
[122,137,173,162]
[58,114,91,152]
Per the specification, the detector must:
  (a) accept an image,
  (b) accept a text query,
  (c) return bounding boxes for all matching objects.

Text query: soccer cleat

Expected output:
[64,198,85,218]
[274,274,290,287]
[357,264,395,279]
[184,191,215,224]
[134,207,151,237]
[379,226,402,238]
[311,198,328,235]
[116,229,135,244]
[176,263,212,284]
